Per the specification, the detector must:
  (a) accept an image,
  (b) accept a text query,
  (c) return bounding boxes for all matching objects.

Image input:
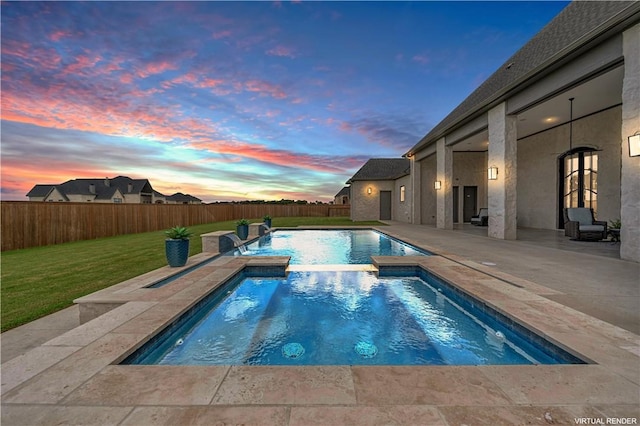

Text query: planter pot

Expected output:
[165,239,190,267]
[236,224,249,240]
[264,219,272,229]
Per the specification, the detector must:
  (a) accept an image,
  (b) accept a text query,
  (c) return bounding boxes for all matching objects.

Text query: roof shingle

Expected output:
[347,158,410,183]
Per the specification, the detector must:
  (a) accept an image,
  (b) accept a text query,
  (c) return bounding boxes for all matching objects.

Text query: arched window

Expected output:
[558,147,598,227]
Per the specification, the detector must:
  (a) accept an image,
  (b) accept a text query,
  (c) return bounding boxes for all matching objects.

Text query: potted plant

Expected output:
[609,219,621,242]
[165,226,193,267]
[236,219,249,240]
[262,214,272,229]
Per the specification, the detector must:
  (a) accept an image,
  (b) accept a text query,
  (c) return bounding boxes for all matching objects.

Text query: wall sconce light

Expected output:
[434,181,442,190]
[367,187,372,194]
[629,132,640,157]
[488,166,498,180]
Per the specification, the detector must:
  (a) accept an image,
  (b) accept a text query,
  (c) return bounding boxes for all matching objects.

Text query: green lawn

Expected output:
[0,217,383,332]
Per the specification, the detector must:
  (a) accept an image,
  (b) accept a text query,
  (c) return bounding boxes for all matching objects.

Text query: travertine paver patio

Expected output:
[1,226,638,425]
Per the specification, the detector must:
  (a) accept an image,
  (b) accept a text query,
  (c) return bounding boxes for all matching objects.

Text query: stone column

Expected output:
[436,137,453,229]
[488,102,518,240]
[410,155,421,224]
[621,23,640,262]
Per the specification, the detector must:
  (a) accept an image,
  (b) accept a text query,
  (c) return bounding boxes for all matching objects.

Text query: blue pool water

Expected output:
[125,270,582,366]
[228,229,429,264]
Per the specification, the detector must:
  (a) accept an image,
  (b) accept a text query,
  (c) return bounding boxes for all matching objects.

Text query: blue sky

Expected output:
[1,1,568,202]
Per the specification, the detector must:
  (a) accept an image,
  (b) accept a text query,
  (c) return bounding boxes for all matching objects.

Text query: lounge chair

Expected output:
[563,208,607,241]
[470,208,488,226]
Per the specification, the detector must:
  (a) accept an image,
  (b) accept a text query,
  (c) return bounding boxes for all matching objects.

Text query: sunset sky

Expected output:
[1,1,568,202]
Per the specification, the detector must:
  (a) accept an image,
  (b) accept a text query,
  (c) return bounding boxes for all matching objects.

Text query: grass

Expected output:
[0,217,383,332]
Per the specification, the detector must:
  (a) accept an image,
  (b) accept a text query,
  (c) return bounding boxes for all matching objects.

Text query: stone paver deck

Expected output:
[1,225,638,425]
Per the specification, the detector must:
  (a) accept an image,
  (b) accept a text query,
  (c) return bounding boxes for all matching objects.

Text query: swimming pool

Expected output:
[124,268,583,366]
[228,229,429,264]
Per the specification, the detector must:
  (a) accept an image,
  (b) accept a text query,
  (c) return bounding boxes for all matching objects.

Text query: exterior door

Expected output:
[463,186,477,222]
[558,148,598,228]
[380,191,392,220]
[453,186,459,223]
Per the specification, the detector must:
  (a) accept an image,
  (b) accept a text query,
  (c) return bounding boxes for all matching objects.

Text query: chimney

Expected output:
[104,177,110,187]
[89,184,96,194]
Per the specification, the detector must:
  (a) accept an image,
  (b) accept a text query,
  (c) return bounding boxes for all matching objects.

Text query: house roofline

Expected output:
[405,2,640,157]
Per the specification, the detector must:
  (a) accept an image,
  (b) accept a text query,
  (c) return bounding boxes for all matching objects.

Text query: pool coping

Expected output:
[2,227,638,425]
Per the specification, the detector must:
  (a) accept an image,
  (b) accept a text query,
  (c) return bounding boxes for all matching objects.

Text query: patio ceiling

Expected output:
[453,66,623,152]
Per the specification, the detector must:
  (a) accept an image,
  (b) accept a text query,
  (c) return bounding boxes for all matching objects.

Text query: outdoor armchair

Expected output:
[563,207,607,241]
[470,208,489,226]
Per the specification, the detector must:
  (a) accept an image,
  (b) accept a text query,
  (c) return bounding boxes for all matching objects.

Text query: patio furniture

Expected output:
[563,208,607,241]
[470,208,488,226]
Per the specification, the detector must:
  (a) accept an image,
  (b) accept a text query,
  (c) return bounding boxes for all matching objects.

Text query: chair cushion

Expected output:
[579,224,604,232]
[479,208,488,217]
[567,208,593,225]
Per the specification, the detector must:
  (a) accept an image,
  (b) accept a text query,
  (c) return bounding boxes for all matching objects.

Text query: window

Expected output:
[400,185,406,202]
[113,198,123,203]
[559,148,598,226]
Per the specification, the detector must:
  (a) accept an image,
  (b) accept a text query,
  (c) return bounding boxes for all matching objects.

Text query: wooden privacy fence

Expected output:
[0,202,350,251]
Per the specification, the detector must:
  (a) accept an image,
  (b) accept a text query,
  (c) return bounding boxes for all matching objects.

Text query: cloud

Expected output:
[49,29,73,42]
[189,138,368,174]
[213,30,233,40]
[412,54,430,65]
[244,79,287,99]
[62,54,102,76]
[136,60,179,79]
[266,45,296,58]
[338,114,424,152]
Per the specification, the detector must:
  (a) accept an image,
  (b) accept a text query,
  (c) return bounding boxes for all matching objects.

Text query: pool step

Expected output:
[286,264,378,272]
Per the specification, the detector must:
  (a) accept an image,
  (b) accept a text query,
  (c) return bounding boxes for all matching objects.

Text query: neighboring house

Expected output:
[26,176,156,204]
[165,192,202,204]
[351,2,639,262]
[333,187,350,205]
[346,158,411,222]
[152,190,167,204]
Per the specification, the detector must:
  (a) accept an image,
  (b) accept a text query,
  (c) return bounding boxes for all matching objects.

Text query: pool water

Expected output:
[228,229,428,264]
[126,270,580,366]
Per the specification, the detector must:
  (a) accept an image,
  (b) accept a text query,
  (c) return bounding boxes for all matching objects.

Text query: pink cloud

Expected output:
[245,79,287,99]
[63,54,102,75]
[263,109,281,118]
[2,40,62,70]
[136,60,178,78]
[119,73,134,84]
[266,45,296,58]
[49,30,73,42]
[190,139,364,174]
[197,78,224,88]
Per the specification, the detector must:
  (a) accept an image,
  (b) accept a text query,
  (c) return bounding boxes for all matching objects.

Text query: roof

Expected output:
[166,192,202,203]
[406,1,640,156]
[334,187,350,197]
[26,176,154,200]
[347,158,410,183]
[26,184,56,198]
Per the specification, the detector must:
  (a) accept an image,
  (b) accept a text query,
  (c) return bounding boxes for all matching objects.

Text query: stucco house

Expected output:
[347,158,411,222]
[351,1,639,262]
[333,187,350,205]
[26,176,165,204]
